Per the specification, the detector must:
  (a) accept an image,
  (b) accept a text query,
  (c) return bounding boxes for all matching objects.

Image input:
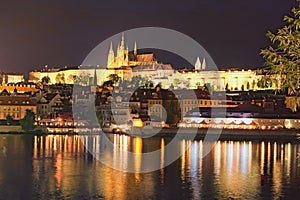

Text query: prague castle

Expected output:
[107,34,157,69]
[29,34,279,92]
[106,33,158,68]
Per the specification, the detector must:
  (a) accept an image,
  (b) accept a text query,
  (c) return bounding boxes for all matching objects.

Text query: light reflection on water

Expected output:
[0,134,299,199]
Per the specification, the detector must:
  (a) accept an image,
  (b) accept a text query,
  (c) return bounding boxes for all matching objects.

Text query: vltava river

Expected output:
[0,134,299,199]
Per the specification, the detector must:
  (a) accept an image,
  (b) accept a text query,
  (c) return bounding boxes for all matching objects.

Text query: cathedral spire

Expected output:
[93,69,97,86]
[134,41,137,57]
[107,41,115,68]
[109,41,113,51]
[195,57,201,71]
[201,58,206,70]
[120,32,125,50]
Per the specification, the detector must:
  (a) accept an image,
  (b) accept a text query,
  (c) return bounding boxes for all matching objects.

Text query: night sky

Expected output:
[0,0,297,75]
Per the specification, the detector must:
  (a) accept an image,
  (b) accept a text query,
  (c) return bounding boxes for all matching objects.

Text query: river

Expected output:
[0,134,299,199]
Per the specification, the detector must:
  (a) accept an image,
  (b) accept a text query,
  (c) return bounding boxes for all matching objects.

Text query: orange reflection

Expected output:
[160,138,165,184]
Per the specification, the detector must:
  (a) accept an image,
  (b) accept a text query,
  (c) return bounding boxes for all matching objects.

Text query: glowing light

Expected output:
[133,119,143,127]
[134,137,142,154]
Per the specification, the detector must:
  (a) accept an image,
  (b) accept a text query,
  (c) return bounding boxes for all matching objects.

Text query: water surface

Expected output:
[0,134,299,199]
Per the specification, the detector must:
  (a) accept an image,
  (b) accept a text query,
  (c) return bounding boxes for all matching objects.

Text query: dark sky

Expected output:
[0,0,297,75]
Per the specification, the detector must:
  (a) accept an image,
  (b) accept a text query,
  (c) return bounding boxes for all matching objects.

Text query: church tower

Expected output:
[93,69,97,86]
[116,33,128,67]
[195,57,201,71]
[134,41,137,59]
[201,58,206,70]
[107,33,130,68]
[91,69,97,92]
[107,42,115,68]
[125,46,129,63]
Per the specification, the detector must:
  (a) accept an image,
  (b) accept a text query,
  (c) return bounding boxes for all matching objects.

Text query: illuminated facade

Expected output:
[28,33,279,92]
[0,73,25,84]
[0,83,38,94]
[0,96,37,120]
[29,67,129,86]
[107,33,157,68]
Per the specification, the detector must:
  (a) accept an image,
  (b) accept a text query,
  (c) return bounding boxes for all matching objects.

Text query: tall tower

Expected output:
[134,41,137,59]
[93,69,97,85]
[125,46,129,63]
[201,58,206,70]
[107,42,115,68]
[195,57,201,71]
[91,69,97,92]
[120,32,125,50]
[116,33,128,67]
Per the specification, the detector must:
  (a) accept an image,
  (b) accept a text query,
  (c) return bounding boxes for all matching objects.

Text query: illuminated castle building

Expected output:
[107,33,157,68]
[29,33,280,92]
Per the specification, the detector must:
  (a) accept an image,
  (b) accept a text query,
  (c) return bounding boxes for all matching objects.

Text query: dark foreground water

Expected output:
[0,134,299,200]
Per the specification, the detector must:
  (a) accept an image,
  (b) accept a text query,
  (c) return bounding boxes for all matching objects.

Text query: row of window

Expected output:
[1,107,20,111]
[149,100,162,105]
[0,100,30,104]
[182,100,225,105]
[149,100,226,106]
[40,105,49,109]
[2,113,20,119]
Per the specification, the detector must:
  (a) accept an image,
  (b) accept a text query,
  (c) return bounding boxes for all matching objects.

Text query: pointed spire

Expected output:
[201,58,206,70]
[120,32,125,49]
[93,69,97,86]
[122,32,124,42]
[195,57,201,71]
[109,41,113,51]
[107,41,115,68]
[134,41,137,57]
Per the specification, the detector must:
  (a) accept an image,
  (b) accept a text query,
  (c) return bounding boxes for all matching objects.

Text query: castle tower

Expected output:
[134,41,137,59]
[125,46,129,63]
[107,42,115,68]
[116,33,128,67]
[107,33,129,68]
[195,57,201,71]
[93,69,97,86]
[120,32,125,50]
[91,69,97,92]
[201,58,206,70]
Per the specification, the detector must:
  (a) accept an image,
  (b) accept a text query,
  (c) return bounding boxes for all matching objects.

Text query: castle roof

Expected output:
[132,64,173,72]
[0,96,36,106]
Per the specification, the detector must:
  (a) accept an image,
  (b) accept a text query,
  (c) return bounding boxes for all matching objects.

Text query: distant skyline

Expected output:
[0,0,298,75]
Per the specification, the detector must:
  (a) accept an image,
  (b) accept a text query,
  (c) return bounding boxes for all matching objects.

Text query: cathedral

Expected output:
[106,33,158,68]
[29,33,280,92]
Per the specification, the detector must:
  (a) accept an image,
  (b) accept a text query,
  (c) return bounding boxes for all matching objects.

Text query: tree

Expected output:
[68,74,76,84]
[163,100,181,125]
[41,76,50,85]
[246,81,250,90]
[55,73,64,84]
[20,109,35,132]
[6,115,13,125]
[261,1,300,110]
[107,74,120,85]
[173,78,181,88]
[196,82,202,89]
[204,83,212,93]
[225,83,229,91]
[75,72,90,85]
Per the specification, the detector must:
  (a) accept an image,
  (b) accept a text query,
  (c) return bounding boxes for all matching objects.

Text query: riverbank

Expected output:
[1,127,299,142]
[125,127,300,142]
